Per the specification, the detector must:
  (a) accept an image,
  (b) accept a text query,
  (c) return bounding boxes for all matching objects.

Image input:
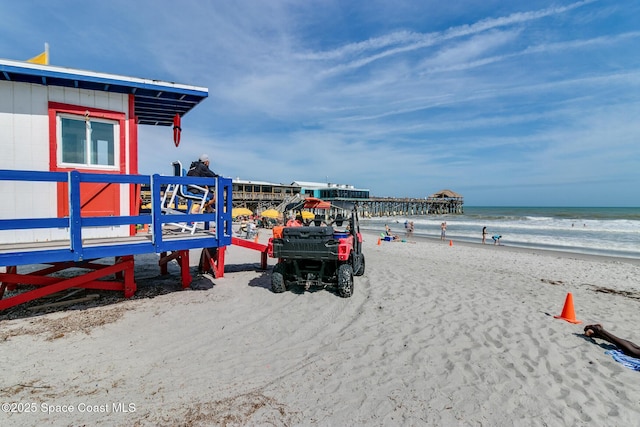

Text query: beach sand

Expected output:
[1,230,639,426]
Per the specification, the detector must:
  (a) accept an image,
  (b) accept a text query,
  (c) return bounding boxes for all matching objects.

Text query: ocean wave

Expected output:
[361,210,640,259]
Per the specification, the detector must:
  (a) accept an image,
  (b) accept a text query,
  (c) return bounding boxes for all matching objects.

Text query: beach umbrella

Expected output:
[300,211,314,220]
[232,207,253,218]
[261,209,281,219]
[303,197,331,209]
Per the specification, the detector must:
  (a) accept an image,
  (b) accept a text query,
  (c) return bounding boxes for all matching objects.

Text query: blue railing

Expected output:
[0,169,232,266]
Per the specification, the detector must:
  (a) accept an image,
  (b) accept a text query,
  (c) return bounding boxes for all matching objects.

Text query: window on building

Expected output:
[59,115,117,168]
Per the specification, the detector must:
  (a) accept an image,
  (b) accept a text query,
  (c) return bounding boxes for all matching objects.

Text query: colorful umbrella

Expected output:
[300,211,315,220]
[303,197,331,209]
[232,207,253,218]
[261,209,281,219]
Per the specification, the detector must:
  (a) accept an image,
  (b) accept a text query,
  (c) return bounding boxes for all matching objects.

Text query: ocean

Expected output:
[360,207,640,259]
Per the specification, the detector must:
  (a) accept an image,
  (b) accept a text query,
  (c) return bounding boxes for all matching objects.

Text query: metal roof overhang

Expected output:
[0,58,208,126]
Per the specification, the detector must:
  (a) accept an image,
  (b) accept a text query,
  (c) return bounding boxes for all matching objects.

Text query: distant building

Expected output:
[231,179,368,206]
[232,178,301,204]
[293,181,370,200]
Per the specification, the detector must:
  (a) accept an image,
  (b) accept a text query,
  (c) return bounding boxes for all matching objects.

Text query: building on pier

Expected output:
[231,179,301,212]
[293,181,370,217]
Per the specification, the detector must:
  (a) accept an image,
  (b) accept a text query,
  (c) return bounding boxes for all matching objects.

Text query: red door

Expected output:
[56,179,121,218]
[49,102,127,219]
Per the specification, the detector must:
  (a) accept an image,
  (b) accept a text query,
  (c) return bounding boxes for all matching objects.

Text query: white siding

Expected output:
[48,85,128,113]
[0,83,15,167]
[0,82,48,170]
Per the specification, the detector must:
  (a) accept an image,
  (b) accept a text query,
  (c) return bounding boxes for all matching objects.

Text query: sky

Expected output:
[1,0,639,206]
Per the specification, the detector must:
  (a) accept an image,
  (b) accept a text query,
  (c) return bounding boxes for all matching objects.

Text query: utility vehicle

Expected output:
[267,206,364,297]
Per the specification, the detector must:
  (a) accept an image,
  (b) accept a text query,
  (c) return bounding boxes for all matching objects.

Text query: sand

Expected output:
[1,230,639,426]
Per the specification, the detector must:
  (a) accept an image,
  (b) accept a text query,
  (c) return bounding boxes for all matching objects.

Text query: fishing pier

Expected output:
[360,191,464,217]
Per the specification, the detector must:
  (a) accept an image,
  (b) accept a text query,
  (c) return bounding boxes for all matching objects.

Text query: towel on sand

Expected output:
[605,349,640,371]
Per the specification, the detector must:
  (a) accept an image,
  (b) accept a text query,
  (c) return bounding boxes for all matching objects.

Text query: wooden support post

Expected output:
[178,250,191,288]
[159,251,169,275]
[159,251,183,275]
[261,250,267,270]
[213,246,225,278]
[199,247,226,278]
[158,251,191,288]
[0,266,17,297]
[122,255,136,297]
[115,256,124,280]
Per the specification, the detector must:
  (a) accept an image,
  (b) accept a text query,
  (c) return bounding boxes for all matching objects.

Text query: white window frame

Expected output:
[56,113,120,171]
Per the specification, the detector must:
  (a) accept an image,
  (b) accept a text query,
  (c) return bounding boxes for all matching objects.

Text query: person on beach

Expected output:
[440,222,447,240]
[584,324,640,358]
[187,154,218,212]
[482,226,487,244]
[492,235,502,245]
[237,218,248,235]
[286,215,303,227]
[246,220,257,239]
[385,224,399,240]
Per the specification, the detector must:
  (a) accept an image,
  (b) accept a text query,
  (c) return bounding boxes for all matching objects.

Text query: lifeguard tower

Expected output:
[0,57,233,310]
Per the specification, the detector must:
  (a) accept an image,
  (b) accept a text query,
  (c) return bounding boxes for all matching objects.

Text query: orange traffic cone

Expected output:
[449,240,453,246]
[554,292,582,324]
[254,232,259,243]
[377,238,381,245]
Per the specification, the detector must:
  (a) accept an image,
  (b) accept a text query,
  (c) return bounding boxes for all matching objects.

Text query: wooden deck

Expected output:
[1,224,219,255]
[0,227,217,257]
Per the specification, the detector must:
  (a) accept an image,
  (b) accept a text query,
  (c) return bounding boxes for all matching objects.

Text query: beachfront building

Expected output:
[295,180,369,204]
[229,180,370,217]
[231,179,301,212]
[0,57,233,310]
[294,181,370,201]
[293,181,370,217]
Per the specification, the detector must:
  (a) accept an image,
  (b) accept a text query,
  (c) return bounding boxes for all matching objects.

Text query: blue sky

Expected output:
[1,0,639,206]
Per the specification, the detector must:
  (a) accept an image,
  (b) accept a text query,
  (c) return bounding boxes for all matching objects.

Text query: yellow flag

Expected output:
[27,44,49,65]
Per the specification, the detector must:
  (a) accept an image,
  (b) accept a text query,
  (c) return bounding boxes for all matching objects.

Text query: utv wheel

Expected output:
[354,254,365,276]
[271,263,287,293]
[337,263,354,298]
